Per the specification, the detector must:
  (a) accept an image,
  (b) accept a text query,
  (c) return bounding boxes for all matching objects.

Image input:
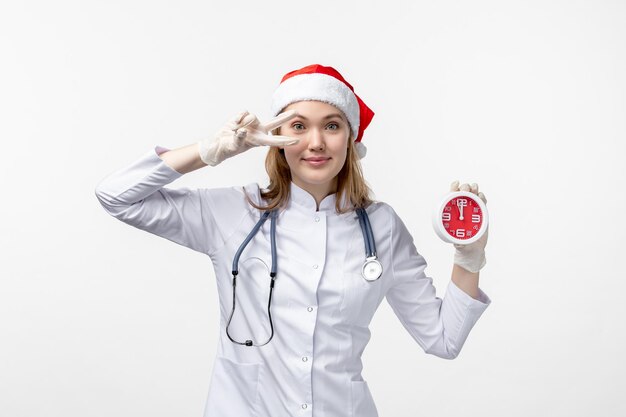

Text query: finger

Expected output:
[450,180,460,192]
[248,132,300,146]
[234,128,248,143]
[459,183,471,192]
[470,183,479,194]
[229,110,249,126]
[240,113,260,129]
[255,136,300,147]
[260,110,299,132]
[269,135,300,146]
[478,192,487,204]
[226,112,249,131]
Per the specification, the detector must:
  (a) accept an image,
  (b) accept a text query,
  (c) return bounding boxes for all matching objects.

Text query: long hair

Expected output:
[244,130,375,214]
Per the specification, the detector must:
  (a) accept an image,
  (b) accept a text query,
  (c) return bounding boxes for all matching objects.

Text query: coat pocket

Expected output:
[351,380,378,417]
[203,356,261,417]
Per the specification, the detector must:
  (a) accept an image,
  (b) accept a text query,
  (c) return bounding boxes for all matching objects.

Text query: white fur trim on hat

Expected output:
[354,141,367,159]
[270,73,360,141]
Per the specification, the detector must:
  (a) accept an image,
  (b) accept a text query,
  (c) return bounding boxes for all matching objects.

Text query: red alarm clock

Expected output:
[433,191,489,245]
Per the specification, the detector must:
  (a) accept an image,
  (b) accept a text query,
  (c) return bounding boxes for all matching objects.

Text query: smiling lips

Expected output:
[303,157,330,166]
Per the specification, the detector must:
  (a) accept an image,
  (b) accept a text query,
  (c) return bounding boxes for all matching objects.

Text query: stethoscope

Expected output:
[226,207,382,347]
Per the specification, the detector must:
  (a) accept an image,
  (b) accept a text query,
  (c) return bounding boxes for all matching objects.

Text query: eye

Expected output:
[292,122,305,130]
[326,122,340,130]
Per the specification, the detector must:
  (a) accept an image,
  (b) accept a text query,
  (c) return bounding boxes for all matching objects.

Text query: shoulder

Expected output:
[366,200,413,243]
[201,182,262,213]
[365,200,400,222]
[360,200,404,241]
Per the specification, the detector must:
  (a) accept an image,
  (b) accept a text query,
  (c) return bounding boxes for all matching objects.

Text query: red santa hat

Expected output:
[270,64,374,159]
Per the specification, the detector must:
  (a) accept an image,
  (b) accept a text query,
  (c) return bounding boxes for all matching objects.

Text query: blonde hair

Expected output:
[244,130,375,214]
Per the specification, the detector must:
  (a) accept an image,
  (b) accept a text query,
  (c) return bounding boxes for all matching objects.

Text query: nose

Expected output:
[307,128,325,151]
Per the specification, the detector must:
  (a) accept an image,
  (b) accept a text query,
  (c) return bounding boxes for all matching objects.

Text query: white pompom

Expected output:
[354,141,367,159]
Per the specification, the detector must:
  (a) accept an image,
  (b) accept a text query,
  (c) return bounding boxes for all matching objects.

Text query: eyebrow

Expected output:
[294,113,345,121]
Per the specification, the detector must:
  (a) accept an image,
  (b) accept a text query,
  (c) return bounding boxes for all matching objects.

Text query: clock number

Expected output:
[457,199,468,221]
[471,214,481,223]
[456,229,466,238]
[442,213,451,221]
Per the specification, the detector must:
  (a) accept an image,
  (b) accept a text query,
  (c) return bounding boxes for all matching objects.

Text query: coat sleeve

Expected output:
[94,146,250,256]
[384,206,491,359]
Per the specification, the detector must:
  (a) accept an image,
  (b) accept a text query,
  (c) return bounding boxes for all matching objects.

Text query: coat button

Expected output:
[312,264,318,269]
[302,356,308,362]
[314,216,320,222]
[307,307,313,312]
[301,403,308,409]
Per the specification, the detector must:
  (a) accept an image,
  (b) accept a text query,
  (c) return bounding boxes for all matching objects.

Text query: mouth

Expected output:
[302,157,331,166]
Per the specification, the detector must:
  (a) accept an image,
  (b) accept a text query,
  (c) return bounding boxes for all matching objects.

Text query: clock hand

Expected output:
[457,200,464,221]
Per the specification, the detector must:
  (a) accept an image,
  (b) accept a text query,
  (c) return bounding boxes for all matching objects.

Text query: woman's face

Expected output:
[279,100,351,196]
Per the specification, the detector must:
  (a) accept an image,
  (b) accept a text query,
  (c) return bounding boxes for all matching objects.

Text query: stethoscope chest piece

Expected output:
[356,207,383,282]
[362,256,383,281]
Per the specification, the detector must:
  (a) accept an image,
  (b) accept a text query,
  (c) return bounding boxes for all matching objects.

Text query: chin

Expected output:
[300,176,333,185]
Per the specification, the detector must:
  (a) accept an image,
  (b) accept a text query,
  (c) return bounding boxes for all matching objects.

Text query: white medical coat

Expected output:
[94,146,491,417]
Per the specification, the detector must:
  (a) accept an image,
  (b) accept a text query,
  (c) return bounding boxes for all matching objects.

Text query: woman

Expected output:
[95,64,491,417]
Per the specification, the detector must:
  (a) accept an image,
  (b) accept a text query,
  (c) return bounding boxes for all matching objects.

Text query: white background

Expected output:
[1,0,624,416]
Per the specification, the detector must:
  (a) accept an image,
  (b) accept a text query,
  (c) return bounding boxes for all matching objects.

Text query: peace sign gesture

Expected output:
[199,110,300,166]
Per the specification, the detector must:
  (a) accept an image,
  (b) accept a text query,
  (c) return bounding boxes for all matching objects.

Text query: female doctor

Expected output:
[95,64,491,417]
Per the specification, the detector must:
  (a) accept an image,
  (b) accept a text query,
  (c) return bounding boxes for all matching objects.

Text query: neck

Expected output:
[293,179,337,211]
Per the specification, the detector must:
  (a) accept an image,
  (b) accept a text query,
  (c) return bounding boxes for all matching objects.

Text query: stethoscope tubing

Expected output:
[227,210,277,347]
[356,207,377,258]
[227,207,380,347]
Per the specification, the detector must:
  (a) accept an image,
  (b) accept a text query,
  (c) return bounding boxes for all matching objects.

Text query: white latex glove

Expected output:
[198,110,300,166]
[451,180,489,273]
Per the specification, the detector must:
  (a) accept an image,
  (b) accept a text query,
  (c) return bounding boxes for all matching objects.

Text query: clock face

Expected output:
[441,195,484,240]
[432,190,489,245]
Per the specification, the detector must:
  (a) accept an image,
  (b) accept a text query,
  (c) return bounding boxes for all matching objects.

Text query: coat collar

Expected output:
[288,181,337,212]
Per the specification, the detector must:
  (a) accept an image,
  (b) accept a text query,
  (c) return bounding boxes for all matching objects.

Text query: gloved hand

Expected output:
[451,180,489,273]
[198,110,300,166]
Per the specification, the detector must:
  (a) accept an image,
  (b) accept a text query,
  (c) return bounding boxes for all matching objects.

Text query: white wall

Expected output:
[1,0,624,416]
